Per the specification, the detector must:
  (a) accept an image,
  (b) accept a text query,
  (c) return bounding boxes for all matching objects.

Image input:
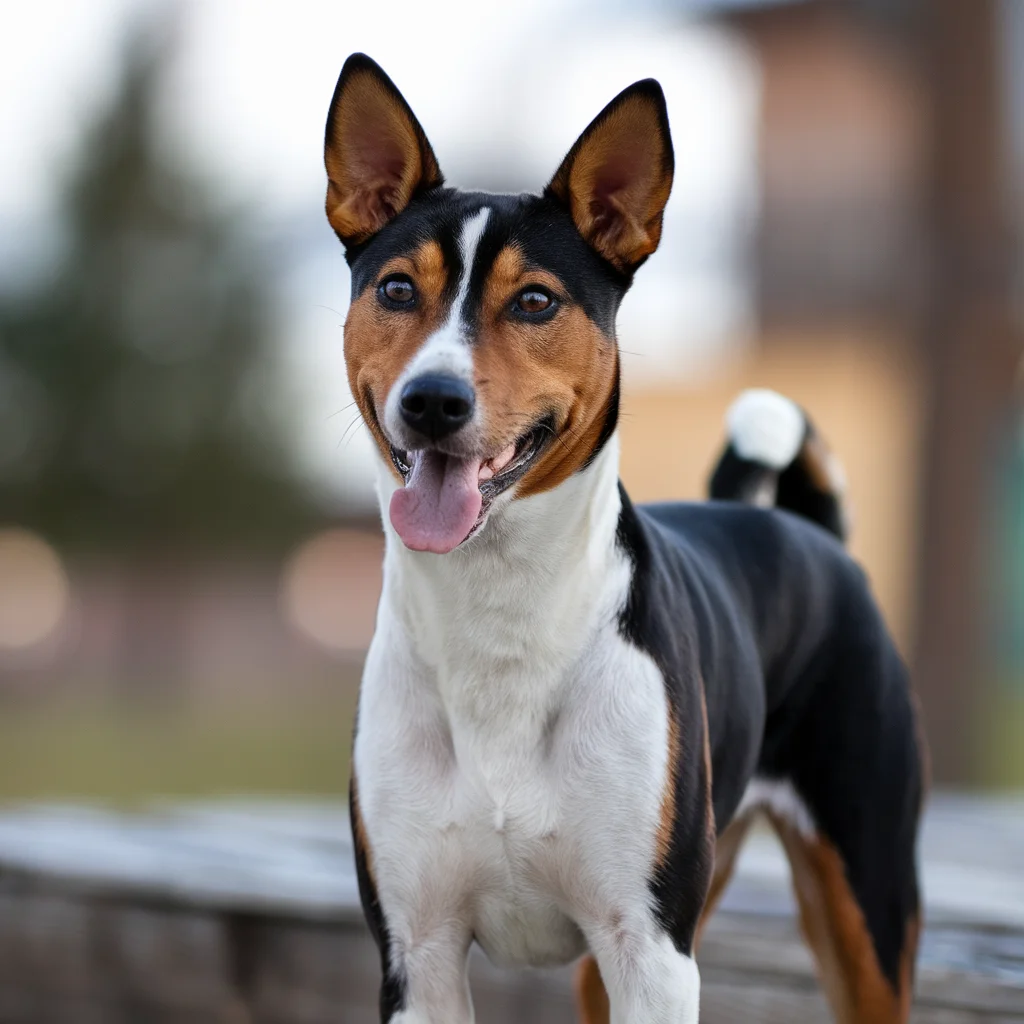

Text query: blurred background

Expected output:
[0,0,1022,802]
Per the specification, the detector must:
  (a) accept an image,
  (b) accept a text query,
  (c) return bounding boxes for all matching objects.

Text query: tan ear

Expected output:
[324,53,443,246]
[546,79,674,272]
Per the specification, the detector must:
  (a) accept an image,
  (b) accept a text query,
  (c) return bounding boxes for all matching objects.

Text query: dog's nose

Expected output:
[399,375,475,440]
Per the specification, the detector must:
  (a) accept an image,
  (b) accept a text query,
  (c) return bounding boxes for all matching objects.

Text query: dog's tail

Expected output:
[708,388,849,543]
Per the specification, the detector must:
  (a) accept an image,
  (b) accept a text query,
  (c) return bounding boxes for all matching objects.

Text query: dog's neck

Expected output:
[375,435,626,694]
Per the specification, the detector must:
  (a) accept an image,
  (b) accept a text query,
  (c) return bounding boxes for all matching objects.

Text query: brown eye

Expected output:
[515,288,556,316]
[379,276,416,307]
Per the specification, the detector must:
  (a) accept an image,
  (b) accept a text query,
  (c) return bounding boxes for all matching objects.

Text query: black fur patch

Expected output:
[350,776,406,1020]
[776,457,845,541]
[708,447,775,507]
[581,361,621,471]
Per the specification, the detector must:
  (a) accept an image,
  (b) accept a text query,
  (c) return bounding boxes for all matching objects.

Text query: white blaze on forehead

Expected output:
[449,206,491,329]
[400,206,491,382]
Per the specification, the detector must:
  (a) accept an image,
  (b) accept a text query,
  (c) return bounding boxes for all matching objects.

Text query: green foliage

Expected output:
[0,689,357,804]
[0,26,322,556]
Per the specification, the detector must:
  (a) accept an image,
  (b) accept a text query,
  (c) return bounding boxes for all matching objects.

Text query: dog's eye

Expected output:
[514,288,556,317]
[378,275,416,307]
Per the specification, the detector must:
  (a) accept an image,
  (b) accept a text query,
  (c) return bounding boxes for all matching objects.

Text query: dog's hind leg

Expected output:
[756,646,925,1023]
[693,810,756,952]
[574,954,610,1024]
[767,809,921,1024]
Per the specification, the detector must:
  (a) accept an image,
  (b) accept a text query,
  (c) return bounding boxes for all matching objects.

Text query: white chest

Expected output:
[355,613,672,970]
[444,729,588,967]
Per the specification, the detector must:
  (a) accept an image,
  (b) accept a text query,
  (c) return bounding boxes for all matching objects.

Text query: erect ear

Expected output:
[546,79,674,273]
[324,53,443,247]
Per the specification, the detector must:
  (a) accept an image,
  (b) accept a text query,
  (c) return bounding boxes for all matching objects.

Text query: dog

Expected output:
[325,53,925,1024]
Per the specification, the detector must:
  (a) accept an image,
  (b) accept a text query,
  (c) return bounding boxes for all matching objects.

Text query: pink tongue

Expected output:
[389,450,484,554]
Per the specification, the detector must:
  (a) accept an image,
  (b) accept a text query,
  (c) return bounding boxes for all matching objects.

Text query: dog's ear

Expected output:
[546,80,674,273]
[324,53,443,246]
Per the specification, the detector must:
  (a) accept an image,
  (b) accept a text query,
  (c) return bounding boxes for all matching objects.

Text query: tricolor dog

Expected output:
[325,54,925,1023]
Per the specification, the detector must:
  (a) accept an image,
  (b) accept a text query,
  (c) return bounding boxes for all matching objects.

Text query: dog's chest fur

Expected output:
[355,444,674,969]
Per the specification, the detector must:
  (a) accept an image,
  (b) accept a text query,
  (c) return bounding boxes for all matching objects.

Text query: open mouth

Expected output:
[390,418,551,500]
[387,418,552,554]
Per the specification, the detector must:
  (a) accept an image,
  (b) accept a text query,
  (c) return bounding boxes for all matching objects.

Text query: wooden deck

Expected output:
[0,796,1020,1022]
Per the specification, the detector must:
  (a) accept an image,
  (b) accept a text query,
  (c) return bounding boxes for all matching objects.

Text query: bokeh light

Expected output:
[0,528,70,650]
[279,529,382,655]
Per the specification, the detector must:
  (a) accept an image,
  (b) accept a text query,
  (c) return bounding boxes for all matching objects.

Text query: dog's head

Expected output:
[325,54,673,553]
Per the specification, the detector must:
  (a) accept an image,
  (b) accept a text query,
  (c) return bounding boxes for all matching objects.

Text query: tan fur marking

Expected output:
[696,688,745,950]
[769,815,909,1024]
[700,687,715,835]
[574,954,610,1024]
[344,239,450,477]
[469,245,618,499]
[325,69,441,244]
[899,911,922,1024]
[691,684,719,948]
[654,709,681,868]
[549,93,673,271]
[487,244,527,290]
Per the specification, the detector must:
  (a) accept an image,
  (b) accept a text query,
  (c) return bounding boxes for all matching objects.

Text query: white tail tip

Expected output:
[726,389,805,470]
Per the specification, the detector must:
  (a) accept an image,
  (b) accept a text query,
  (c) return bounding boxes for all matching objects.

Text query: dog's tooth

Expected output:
[490,443,517,475]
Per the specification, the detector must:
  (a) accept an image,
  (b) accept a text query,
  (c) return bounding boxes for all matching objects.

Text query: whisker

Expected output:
[342,420,368,450]
[327,400,358,421]
[337,413,365,449]
[315,304,348,321]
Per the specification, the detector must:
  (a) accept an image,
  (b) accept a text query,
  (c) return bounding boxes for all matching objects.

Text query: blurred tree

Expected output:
[0,22,323,558]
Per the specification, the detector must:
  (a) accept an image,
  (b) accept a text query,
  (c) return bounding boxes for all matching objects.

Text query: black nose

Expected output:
[399,375,475,440]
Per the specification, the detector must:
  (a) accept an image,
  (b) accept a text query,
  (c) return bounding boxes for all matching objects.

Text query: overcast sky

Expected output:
[1,0,760,508]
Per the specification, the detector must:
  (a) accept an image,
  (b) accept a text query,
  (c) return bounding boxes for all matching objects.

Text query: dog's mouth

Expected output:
[389,419,550,495]
[387,419,551,554]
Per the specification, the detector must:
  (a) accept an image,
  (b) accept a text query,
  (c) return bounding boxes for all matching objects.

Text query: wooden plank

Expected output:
[0,886,1018,1023]
[0,797,1019,1020]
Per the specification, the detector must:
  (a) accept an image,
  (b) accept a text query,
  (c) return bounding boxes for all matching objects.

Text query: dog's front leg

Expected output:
[386,922,475,1024]
[586,922,701,1024]
[351,775,475,1023]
